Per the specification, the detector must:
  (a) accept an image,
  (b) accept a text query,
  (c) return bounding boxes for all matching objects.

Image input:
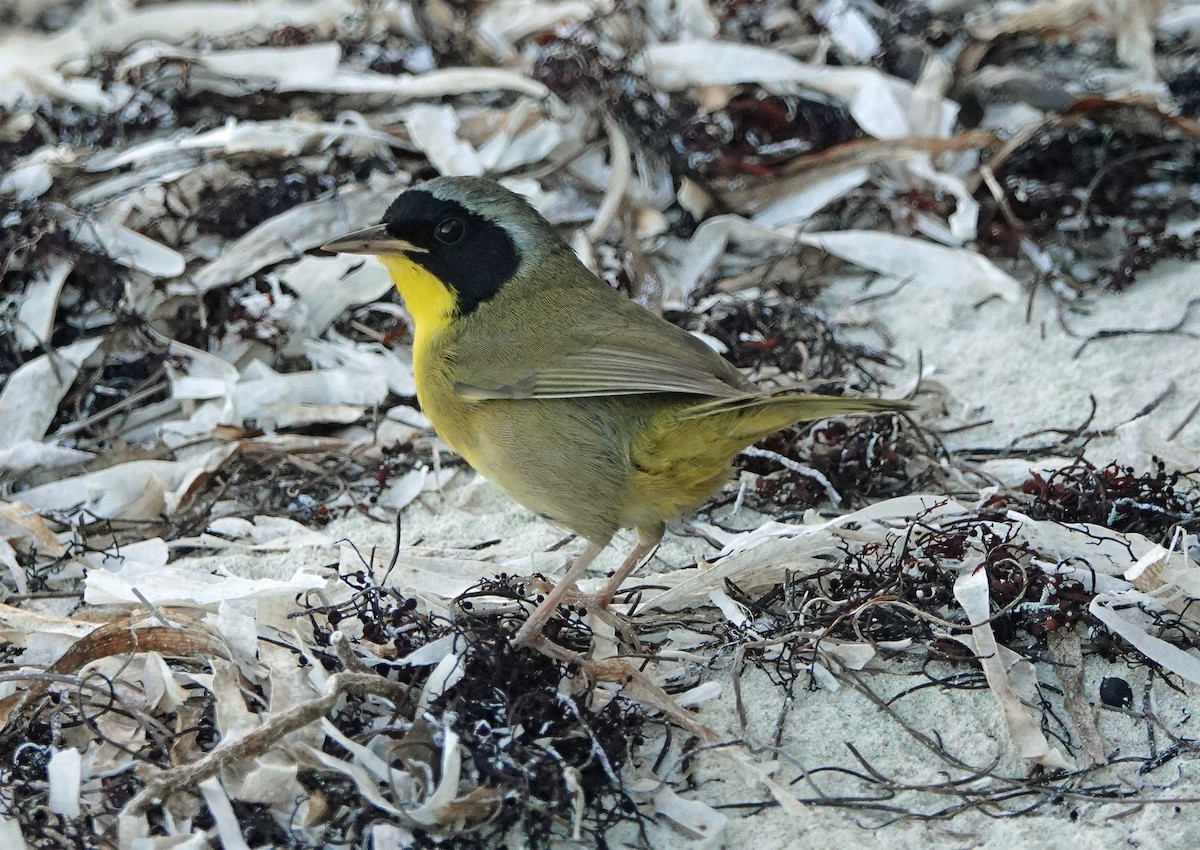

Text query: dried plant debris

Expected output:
[308,571,649,849]
[980,101,1200,292]
[0,561,653,849]
[627,493,1200,781]
[6,0,1200,847]
[535,33,862,182]
[989,457,1200,542]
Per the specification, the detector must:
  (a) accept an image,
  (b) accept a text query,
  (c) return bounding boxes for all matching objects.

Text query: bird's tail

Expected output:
[678,390,909,442]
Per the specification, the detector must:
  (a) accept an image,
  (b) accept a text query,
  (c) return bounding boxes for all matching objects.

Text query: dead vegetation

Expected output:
[4,0,1200,847]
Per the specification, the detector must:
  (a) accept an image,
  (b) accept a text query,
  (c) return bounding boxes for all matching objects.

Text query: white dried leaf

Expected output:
[181,362,390,433]
[0,146,76,200]
[675,680,722,708]
[954,567,1075,769]
[195,42,342,91]
[1162,2,1200,40]
[17,445,235,520]
[183,515,334,551]
[223,750,302,807]
[897,157,980,243]
[386,405,432,429]
[0,441,94,475]
[0,537,27,596]
[211,659,259,744]
[654,786,727,848]
[87,0,349,51]
[209,599,260,665]
[0,338,101,449]
[1006,511,1157,576]
[319,718,413,798]
[84,559,327,607]
[279,254,394,349]
[719,495,970,559]
[822,641,876,670]
[165,339,241,401]
[418,652,467,712]
[63,210,184,278]
[475,0,600,50]
[199,778,252,850]
[88,117,400,171]
[642,495,970,611]
[142,652,190,713]
[716,747,807,815]
[302,335,417,398]
[483,115,566,173]
[368,824,416,850]
[672,215,793,307]
[809,661,840,691]
[397,634,458,667]
[404,103,484,176]
[1125,531,1200,622]
[13,258,72,350]
[302,746,404,815]
[797,231,1022,302]
[0,29,114,109]
[71,160,196,207]
[190,173,409,293]
[406,728,464,826]
[365,547,507,603]
[708,588,749,626]
[1090,593,1200,684]
[0,817,29,850]
[379,468,431,511]
[318,66,548,99]
[0,500,67,555]
[48,748,82,818]
[635,40,957,139]
[671,0,720,39]
[975,457,1078,488]
[752,168,871,227]
[1033,558,1131,596]
[814,0,882,61]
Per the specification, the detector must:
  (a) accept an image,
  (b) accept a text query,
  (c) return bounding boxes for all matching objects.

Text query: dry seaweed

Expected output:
[988,458,1200,543]
[535,31,861,184]
[295,566,651,849]
[6,1,1200,847]
[980,102,1200,292]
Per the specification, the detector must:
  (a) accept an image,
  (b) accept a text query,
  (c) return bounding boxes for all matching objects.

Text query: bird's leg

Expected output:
[512,540,605,647]
[590,523,665,609]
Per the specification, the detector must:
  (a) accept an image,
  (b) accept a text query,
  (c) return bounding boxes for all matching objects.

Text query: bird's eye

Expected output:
[434,217,466,244]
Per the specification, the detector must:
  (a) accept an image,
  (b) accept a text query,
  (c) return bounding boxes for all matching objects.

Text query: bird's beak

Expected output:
[320,224,428,255]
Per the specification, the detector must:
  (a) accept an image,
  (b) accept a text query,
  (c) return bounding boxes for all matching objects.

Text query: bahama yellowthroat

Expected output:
[323,177,905,653]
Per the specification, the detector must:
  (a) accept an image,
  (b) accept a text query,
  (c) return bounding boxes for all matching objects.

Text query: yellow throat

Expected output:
[380,254,456,381]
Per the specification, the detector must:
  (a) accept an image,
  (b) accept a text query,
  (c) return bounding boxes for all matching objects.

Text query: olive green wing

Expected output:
[450,286,754,401]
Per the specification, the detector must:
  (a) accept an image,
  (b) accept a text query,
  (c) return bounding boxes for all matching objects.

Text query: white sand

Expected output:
[828,261,1200,459]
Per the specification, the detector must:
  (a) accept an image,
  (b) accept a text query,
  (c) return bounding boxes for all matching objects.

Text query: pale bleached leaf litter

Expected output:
[3,0,1200,847]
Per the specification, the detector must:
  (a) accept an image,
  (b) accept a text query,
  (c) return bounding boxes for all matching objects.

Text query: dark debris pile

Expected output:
[990,458,1200,542]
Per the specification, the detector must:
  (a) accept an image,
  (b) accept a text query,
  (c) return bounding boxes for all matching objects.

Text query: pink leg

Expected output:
[512,540,605,647]
[592,524,665,608]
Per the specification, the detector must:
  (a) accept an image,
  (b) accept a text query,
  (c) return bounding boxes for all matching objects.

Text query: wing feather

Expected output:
[446,263,754,401]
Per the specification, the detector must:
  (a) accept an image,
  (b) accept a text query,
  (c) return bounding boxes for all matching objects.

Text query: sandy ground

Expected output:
[833,261,1200,460]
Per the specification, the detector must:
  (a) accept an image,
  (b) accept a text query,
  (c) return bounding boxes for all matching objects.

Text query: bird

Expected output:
[322,176,906,654]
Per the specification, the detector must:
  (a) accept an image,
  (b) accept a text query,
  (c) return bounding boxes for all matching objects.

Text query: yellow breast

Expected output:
[379,255,494,473]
